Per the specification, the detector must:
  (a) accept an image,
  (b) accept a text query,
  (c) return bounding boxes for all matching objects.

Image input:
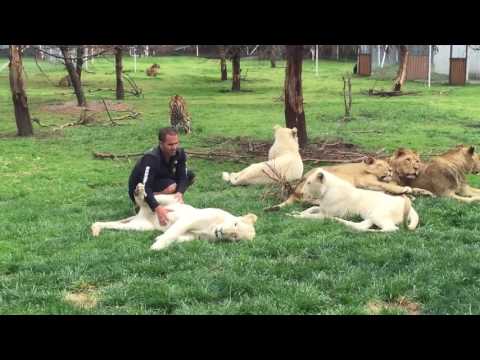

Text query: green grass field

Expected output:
[1,55,480,315]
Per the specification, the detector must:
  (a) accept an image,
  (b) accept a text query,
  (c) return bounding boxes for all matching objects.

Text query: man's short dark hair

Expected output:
[158,127,179,142]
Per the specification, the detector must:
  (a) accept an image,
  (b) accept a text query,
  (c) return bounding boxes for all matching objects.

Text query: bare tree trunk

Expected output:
[270,45,276,68]
[76,46,86,81]
[393,45,408,92]
[284,45,307,148]
[342,75,352,121]
[231,48,241,91]
[9,45,33,137]
[219,46,228,81]
[59,46,87,107]
[115,46,125,100]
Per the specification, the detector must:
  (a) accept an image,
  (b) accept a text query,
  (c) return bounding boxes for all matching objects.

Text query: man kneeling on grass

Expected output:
[128,127,195,226]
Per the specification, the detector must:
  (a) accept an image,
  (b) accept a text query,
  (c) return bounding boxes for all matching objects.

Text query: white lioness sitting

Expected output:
[289,169,419,232]
[91,183,258,251]
[222,125,303,185]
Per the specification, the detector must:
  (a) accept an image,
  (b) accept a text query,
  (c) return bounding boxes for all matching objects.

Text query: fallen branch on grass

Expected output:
[363,89,421,97]
[32,118,56,128]
[93,151,143,159]
[101,98,118,126]
[93,149,253,163]
[303,157,368,164]
[261,163,298,202]
[351,130,384,134]
[33,107,141,131]
[88,88,115,93]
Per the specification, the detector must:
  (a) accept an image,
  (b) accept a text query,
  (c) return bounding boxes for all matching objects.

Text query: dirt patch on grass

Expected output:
[202,135,384,164]
[0,129,65,140]
[367,297,421,315]
[40,100,132,116]
[64,284,99,310]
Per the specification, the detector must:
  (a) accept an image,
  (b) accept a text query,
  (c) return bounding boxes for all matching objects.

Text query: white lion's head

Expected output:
[271,125,299,153]
[301,169,331,201]
[215,213,257,242]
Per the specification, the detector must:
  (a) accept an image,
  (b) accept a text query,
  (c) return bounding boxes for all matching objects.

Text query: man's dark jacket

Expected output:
[128,147,188,211]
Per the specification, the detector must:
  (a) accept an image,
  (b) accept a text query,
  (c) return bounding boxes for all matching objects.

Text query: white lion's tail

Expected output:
[402,196,419,230]
[407,207,419,230]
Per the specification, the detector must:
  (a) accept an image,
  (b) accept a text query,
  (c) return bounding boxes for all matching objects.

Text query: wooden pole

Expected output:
[133,47,137,73]
[466,45,469,82]
[428,45,432,88]
[315,45,319,76]
[449,45,453,85]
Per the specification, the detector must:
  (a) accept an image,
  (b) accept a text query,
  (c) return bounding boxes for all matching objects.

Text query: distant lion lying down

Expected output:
[289,169,419,232]
[91,183,257,251]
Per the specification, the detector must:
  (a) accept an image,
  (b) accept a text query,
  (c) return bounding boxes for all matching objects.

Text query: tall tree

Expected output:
[59,46,87,107]
[218,45,228,81]
[9,45,33,137]
[230,46,242,91]
[76,46,86,81]
[284,45,307,148]
[392,45,408,91]
[114,46,125,100]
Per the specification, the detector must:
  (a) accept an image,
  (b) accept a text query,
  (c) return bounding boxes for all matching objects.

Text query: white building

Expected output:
[359,45,480,83]
[433,45,480,80]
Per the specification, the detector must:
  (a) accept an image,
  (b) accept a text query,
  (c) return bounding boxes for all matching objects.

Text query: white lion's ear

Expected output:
[242,213,258,225]
[274,125,281,131]
[363,156,375,165]
[317,171,324,182]
[292,127,298,134]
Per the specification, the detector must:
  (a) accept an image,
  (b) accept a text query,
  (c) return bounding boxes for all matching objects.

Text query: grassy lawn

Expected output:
[1,55,480,315]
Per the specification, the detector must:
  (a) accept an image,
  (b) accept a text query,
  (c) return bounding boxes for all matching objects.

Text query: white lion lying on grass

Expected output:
[222,125,304,185]
[91,183,258,251]
[289,169,419,232]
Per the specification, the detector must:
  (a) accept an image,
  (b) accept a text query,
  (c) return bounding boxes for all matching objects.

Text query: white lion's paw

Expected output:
[135,183,146,198]
[403,186,413,194]
[287,211,302,218]
[150,240,168,251]
[91,223,102,237]
[222,172,230,182]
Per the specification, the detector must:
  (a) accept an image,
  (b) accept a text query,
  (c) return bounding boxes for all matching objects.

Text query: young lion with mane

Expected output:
[406,145,480,203]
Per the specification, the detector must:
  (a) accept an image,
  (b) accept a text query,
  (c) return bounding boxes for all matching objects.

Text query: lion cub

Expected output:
[266,157,411,211]
[408,145,480,203]
[290,169,419,232]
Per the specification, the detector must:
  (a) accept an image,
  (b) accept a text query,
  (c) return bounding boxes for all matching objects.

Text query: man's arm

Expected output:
[175,150,188,194]
[141,156,161,211]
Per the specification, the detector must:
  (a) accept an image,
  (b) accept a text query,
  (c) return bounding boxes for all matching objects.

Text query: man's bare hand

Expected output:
[173,192,184,204]
[155,206,172,226]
